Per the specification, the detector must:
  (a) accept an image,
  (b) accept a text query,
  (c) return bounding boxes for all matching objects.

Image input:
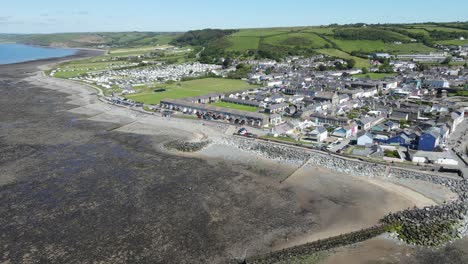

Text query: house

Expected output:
[270,122,295,137]
[265,103,289,114]
[384,131,413,147]
[311,92,340,105]
[307,126,328,142]
[270,94,285,104]
[372,120,398,132]
[418,131,440,151]
[289,95,305,104]
[357,131,374,146]
[389,111,409,122]
[412,151,459,166]
[269,114,283,126]
[357,116,385,131]
[309,113,351,127]
[332,125,357,138]
[384,121,399,130]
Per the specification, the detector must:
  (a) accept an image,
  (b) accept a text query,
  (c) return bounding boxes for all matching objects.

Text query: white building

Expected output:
[412,151,459,166]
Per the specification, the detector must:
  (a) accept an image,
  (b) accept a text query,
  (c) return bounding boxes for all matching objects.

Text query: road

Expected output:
[329,136,355,152]
[447,118,468,178]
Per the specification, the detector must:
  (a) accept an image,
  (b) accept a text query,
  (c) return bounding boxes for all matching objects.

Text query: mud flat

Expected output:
[0,55,464,264]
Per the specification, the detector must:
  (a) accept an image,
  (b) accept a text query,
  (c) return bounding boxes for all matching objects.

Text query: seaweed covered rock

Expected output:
[164,140,211,152]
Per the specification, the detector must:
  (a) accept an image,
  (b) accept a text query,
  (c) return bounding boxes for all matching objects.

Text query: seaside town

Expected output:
[3,2,468,261]
[51,43,468,178]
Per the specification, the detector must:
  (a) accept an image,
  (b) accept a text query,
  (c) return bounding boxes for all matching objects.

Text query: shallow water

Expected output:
[0,43,76,65]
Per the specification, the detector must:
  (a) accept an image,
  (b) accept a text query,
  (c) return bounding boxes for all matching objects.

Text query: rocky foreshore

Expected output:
[223,136,468,247]
[164,139,211,152]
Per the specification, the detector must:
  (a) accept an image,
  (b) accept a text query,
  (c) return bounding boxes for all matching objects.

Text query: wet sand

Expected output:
[0,54,460,263]
[320,235,468,264]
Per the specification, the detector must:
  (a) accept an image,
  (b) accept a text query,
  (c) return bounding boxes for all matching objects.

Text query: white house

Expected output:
[307,126,328,142]
[412,151,459,166]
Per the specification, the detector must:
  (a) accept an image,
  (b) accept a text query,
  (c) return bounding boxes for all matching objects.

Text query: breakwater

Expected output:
[245,225,387,264]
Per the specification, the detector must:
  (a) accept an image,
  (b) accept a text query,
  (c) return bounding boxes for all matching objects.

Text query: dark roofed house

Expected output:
[389,111,409,121]
[160,99,268,127]
[310,113,351,127]
[311,92,340,105]
[221,97,261,107]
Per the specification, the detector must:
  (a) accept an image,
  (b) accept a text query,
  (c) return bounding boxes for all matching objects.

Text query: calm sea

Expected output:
[0,43,76,65]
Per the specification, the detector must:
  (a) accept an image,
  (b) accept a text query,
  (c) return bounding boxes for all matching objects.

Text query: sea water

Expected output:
[0,43,76,65]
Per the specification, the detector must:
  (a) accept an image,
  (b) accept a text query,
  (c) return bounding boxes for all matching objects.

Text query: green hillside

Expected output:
[0,32,181,48]
[170,22,468,66]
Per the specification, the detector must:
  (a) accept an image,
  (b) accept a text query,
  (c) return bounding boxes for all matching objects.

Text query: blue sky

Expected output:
[1,0,467,33]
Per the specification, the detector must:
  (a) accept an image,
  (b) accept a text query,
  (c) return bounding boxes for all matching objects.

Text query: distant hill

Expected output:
[0,32,182,48]
[3,21,468,63]
[170,21,468,64]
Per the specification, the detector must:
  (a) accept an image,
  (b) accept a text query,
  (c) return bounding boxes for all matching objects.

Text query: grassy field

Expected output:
[400,28,431,36]
[263,32,328,48]
[210,101,259,112]
[326,37,435,54]
[124,78,259,105]
[302,27,336,35]
[414,26,468,33]
[109,45,172,54]
[316,49,370,68]
[436,39,468,46]
[231,29,290,37]
[354,73,397,80]
[226,36,260,51]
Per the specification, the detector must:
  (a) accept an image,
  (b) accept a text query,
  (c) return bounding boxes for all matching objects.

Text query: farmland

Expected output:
[263,32,329,48]
[226,37,260,51]
[436,39,468,46]
[230,29,290,37]
[325,37,435,54]
[124,78,259,105]
[316,49,370,68]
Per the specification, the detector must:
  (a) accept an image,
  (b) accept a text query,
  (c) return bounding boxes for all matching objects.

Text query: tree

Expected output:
[361,67,368,74]
[464,62,467,69]
[441,56,452,65]
[346,59,356,69]
[417,63,429,72]
[222,57,232,68]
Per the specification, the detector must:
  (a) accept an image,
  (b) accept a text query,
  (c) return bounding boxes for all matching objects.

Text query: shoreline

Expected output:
[0,46,105,67]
